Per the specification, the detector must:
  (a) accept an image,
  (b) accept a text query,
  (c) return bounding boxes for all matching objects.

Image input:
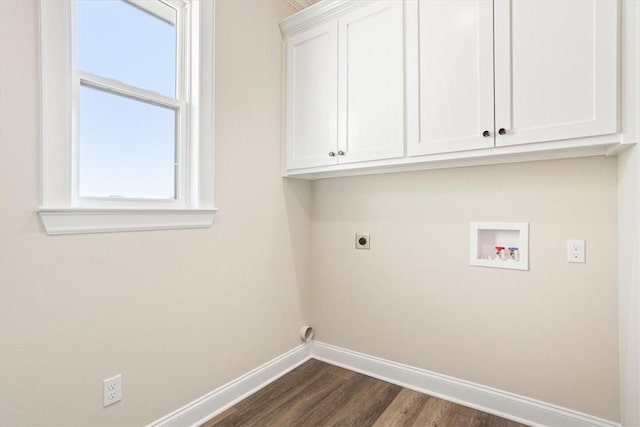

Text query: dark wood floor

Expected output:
[201,359,528,427]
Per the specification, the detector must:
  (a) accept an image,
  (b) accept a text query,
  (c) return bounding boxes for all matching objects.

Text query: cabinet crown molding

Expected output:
[280,0,364,36]
[286,0,316,12]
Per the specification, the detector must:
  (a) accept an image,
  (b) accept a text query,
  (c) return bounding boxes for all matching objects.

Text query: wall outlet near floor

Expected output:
[103,374,122,407]
[567,239,585,263]
[355,233,370,250]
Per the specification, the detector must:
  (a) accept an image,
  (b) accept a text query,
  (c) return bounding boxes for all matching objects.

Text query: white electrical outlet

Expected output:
[355,233,370,250]
[567,239,585,263]
[103,374,122,407]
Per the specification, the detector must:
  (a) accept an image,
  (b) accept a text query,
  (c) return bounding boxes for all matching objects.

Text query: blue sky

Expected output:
[76,0,178,199]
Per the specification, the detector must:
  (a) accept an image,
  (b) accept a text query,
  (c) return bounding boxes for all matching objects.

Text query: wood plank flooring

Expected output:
[201,359,528,427]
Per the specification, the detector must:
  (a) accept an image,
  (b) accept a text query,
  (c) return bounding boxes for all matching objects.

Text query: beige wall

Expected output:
[0,1,309,425]
[310,157,620,421]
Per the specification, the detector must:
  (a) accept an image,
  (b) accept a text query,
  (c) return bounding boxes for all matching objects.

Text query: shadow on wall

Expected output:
[282,177,313,332]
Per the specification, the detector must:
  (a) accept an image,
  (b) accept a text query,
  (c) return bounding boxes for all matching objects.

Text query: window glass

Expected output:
[78,84,177,199]
[76,0,177,98]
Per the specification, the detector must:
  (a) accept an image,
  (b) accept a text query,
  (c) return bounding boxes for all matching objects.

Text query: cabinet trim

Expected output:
[284,135,629,179]
[280,0,362,37]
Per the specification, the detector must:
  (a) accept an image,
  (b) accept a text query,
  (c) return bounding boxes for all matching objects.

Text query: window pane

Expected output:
[79,85,177,200]
[76,0,177,98]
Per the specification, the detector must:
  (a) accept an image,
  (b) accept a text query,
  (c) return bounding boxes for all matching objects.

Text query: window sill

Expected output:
[38,207,218,235]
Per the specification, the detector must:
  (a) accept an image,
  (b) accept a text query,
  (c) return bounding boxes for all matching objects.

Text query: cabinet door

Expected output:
[406,0,495,156]
[337,1,404,164]
[494,0,617,147]
[285,22,338,170]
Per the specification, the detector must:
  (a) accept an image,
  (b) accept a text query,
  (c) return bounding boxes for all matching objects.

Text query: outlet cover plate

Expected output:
[567,239,585,263]
[103,374,122,407]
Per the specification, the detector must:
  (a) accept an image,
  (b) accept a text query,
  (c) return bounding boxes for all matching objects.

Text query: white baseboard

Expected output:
[148,341,620,427]
[311,341,620,427]
[147,344,311,427]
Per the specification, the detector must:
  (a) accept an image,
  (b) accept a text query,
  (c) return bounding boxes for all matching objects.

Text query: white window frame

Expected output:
[38,0,216,235]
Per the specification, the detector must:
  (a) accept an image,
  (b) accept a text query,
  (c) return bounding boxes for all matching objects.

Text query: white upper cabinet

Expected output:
[406,0,495,156]
[494,0,618,146]
[283,1,404,171]
[337,1,404,164]
[279,0,632,179]
[285,22,338,170]
[408,0,618,156]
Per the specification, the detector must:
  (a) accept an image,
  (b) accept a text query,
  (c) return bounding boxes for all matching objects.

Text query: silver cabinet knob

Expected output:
[337,150,346,156]
[329,151,336,157]
[482,130,491,137]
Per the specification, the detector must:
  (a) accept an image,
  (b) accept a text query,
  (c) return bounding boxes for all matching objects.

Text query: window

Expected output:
[38,0,215,234]
[76,0,180,201]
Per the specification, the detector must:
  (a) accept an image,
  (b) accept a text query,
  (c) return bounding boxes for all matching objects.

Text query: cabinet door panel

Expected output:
[407,0,495,156]
[337,1,404,164]
[285,22,338,170]
[494,0,617,146]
